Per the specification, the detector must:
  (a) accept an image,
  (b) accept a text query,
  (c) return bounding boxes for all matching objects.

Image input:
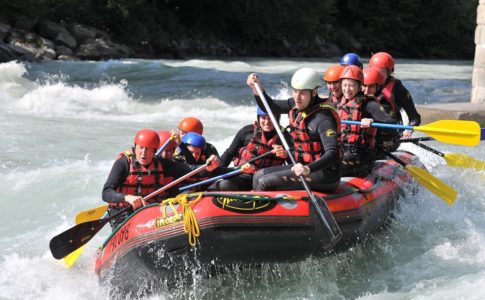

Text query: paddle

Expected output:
[254,83,342,247]
[376,147,457,205]
[341,120,481,146]
[180,151,274,191]
[400,137,434,143]
[63,211,108,268]
[410,141,485,171]
[400,128,485,144]
[75,205,108,224]
[49,164,208,260]
[155,133,176,156]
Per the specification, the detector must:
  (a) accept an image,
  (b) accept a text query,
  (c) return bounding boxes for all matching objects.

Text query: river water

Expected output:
[0,58,484,299]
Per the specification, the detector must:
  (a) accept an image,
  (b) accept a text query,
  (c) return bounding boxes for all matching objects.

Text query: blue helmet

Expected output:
[340,53,363,69]
[256,106,267,116]
[256,106,280,123]
[182,132,206,149]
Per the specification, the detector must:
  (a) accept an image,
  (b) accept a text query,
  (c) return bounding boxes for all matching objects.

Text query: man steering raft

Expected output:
[102,128,220,229]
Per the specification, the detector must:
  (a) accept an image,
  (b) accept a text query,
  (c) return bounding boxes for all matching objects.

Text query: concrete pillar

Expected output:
[472,0,485,103]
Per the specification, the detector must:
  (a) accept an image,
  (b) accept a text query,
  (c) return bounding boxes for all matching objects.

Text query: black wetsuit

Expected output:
[102,155,209,229]
[172,143,220,191]
[252,93,341,192]
[376,77,421,151]
[208,124,290,191]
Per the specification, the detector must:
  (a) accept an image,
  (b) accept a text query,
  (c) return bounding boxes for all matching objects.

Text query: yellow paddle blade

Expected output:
[63,245,86,268]
[405,165,457,205]
[444,153,485,171]
[64,205,107,268]
[414,120,480,147]
[75,205,108,224]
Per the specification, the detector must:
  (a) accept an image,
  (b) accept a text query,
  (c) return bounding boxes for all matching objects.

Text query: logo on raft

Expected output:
[211,195,277,214]
[155,214,183,228]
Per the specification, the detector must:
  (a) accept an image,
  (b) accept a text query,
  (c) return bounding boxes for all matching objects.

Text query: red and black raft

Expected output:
[95,151,421,293]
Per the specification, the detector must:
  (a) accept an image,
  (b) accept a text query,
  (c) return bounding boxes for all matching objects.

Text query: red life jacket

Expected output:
[114,151,167,207]
[232,122,285,170]
[377,77,399,118]
[289,103,342,164]
[339,95,377,151]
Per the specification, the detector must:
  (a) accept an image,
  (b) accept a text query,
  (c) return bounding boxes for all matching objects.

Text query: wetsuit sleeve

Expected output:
[220,124,253,167]
[307,112,340,172]
[102,156,130,204]
[204,142,220,159]
[165,157,217,181]
[163,158,204,178]
[254,91,293,115]
[364,100,396,135]
[394,81,421,126]
[364,100,396,124]
[159,158,215,196]
[176,143,196,164]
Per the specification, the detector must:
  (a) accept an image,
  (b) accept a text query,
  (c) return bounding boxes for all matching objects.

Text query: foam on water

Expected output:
[0,62,257,127]
[0,61,35,102]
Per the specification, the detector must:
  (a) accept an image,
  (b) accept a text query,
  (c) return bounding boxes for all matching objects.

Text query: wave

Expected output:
[0,61,35,102]
[160,58,472,80]
[0,61,259,126]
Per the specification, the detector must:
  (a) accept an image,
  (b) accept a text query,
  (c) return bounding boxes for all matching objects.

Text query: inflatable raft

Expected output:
[95,150,421,293]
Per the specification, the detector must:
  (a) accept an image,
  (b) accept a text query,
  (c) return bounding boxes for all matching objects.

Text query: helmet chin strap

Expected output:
[308,90,319,107]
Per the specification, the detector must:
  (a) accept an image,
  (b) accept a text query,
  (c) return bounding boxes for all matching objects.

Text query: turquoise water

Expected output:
[0,58,484,299]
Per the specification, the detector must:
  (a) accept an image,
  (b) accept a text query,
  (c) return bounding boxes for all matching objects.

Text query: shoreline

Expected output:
[417,102,485,126]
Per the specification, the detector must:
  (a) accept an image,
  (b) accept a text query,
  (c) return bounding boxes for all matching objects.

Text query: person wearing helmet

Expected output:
[340,53,363,69]
[246,68,342,192]
[174,116,220,165]
[362,67,386,97]
[173,132,214,191]
[102,128,220,229]
[157,130,178,159]
[368,52,421,141]
[362,67,401,152]
[338,65,395,176]
[208,106,290,191]
[323,64,345,106]
[175,132,208,164]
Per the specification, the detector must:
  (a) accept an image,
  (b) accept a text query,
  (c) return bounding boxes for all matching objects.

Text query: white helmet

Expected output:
[291,67,322,90]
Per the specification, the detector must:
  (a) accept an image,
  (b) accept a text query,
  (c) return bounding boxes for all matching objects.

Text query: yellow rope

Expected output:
[158,192,295,246]
[159,193,204,247]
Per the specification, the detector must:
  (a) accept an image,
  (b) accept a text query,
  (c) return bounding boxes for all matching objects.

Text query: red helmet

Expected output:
[363,67,385,85]
[323,64,345,82]
[339,65,364,83]
[369,52,395,72]
[134,129,160,149]
[158,130,177,150]
[178,117,203,135]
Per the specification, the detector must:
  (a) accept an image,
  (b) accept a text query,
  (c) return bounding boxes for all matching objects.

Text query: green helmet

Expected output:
[291,67,322,90]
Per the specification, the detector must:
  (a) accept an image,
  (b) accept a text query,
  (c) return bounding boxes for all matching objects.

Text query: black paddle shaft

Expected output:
[376,146,407,167]
[247,150,273,164]
[49,206,130,259]
[400,137,434,143]
[410,141,445,158]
